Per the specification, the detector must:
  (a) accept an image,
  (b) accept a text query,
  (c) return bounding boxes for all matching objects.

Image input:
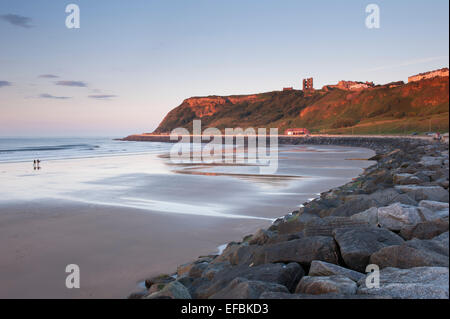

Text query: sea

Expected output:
[0,137,169,163]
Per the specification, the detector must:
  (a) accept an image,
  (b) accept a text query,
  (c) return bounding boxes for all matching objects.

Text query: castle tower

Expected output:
[303,77,314,91]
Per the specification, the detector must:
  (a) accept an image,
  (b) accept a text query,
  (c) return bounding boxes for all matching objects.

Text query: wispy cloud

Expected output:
[39,74,59,79]
[0,14,33,28]
[363,56,449,72]
[0,80,12,88]
[39,93,71,100]
[55,80,87,87]
[88,94,117,100]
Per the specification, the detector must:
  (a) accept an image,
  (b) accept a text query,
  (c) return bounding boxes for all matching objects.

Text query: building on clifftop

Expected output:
[408,68,449,83]
[302,78,314,92]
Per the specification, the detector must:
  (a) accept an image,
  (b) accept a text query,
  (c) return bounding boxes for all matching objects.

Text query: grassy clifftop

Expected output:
[154,76,449,135]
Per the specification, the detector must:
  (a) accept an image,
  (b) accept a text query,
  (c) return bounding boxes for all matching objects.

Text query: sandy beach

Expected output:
[0,144,375,298]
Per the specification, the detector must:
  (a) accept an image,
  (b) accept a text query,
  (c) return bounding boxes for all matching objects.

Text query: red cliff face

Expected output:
[183,95,262,118]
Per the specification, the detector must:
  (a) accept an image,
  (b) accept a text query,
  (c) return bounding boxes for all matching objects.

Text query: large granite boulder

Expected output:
[144,274,175,289]
[275,209,328,235]
[295,275,357,295]
[393,173,422,185]
[211,243,240,264]
[367,188,403,206]
[188,262,209,278]
[146,281,191,299]
[302,216,368,237]
[202,261,231,281]
[395,185,449,202]
[370,232,449,269]
[377,203,440,231]
[350,207,379,225]
[308,260,365,282]
[265,232,303,245]
[419,156,445,168]
[209,278,288,299]
[330,195,378,217]
[229,244,263,265]
[357,267,449,299]
[248,229,275,245]
[195,262,304,299]
[259,292,391,299]
[252,236,338,267]
[419,200,449,219]
[352,203,442,231]
[333,226,404,272]
[400,219,449,240]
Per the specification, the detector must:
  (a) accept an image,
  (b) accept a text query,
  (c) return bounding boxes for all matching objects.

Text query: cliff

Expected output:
[153,75,449,135]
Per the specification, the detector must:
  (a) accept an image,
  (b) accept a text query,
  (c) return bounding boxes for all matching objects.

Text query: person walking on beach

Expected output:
[37,159,41,170]
[33,160,36,170]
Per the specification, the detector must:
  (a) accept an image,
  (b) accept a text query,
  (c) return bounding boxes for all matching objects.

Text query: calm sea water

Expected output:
[0,137,170,163]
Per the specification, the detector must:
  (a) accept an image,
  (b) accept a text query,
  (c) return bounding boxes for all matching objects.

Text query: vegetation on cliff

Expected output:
[154,76,449,135]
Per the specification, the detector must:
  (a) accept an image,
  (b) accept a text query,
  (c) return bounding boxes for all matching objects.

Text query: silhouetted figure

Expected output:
[37,159,41,170]
[33,160,37,170]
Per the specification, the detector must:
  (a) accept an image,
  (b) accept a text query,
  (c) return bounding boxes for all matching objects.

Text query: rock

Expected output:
[229,244,263,266]
[186,277,212,299]
[248,229,275,245]
[333,226,404,272]
[434,231,449,244]
[146,281,191,299]
[400,219,449,240]
[176,276,194,289]
[188,262,209,278]
[393,173,422,185]
[295,275,357,295]
[330,195,378,217]
[308,260,365,282]
[195,263,304,299]
[252,236,338,267]
[211,243,240,264]
[367,188,402,206]
[202,262,231,281]
[177,262,196,277]
[148,282,167,294]
[421,170,445,182]
[370,234,449,269]
[377,203,440,231]
[357,267,449,299]
[209,278,289,299]
[419,200,449,219]
[350,207,379,225]
[276,210,323,235]
[127,291,148,299]
[393,193,419,206]
[144,274,175,289]
[363,168,394,187]
[303,216,368,237]
[265,233,303,245]
[395,185,449,202]
[259,292,391,299]
[352,203,442,231]
[419,200,449,212]
[276,216,307,235]
[420,156,444,168]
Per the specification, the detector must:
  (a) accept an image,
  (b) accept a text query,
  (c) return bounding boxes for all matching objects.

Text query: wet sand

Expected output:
[0,199,271,298]
[0,144,375,298]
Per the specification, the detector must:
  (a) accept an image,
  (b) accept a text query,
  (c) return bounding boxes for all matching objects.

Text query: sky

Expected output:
[0,0,448,137]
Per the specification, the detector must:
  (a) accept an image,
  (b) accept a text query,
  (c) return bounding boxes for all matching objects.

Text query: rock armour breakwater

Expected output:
[125,136,449,299]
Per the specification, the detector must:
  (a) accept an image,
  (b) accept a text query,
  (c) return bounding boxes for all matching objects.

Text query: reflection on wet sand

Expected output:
[0,143,376,298]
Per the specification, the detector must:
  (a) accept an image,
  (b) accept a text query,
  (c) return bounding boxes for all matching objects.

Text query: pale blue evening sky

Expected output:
[0,0,448,136]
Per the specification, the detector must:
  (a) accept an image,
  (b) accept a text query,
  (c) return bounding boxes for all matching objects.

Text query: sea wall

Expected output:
[126,135,449,300]
[121,134,437,155]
